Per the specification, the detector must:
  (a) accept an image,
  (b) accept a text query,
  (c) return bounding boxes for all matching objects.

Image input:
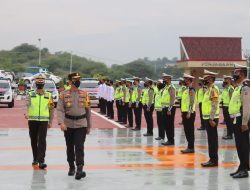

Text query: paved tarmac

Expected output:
[0,99,249,190]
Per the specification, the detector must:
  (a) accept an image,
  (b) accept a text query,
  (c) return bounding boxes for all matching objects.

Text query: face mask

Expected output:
[163,80,167,85]
[203,80,208,85]
[223,81,228,86]
[233,74,240,82]
[183,81,187,86]
[144,83,148,88]
[72,80,80,88]
[36,83,44,89]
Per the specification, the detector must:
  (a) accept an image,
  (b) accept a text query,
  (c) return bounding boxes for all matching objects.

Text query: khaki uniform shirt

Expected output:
[241,80,250,126]
[57,89,91,129]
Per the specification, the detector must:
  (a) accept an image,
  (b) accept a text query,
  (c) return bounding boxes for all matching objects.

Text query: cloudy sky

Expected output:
[0,0,250,65]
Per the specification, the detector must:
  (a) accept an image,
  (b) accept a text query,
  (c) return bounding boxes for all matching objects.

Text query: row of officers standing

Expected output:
[98,64,250,178]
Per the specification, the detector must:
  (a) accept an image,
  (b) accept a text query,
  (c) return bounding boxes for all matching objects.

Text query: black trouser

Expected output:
[233,116,249,171]
[143,105,154,134]
[199,103,205,128]
[204,119,219,163]
[156,111,164,139]
[182,112,196,149]
[107,101,114,119]
[162,107,176,143]
[120,102,126,123]
[133,102,142,129]
[116,100,122,122]
[64,127,87,167]
[28,121,48,163]
[222,106,233,136]
[103,99,107,114]
[125,103,133,127]
[99,98,102,112]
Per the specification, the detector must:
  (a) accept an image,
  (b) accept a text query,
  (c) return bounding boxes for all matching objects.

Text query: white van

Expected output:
[0,78,14,108]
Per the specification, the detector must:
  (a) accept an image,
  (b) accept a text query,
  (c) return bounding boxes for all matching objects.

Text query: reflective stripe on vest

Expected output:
[222,86,233,107]
[154,89,162,111]
[28,91,51,121]
[202,85,220,120]
[181,88,195,112]
[229,85,242,115]
[161,84,176,107]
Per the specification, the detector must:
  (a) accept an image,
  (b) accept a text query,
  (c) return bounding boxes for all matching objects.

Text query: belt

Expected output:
[230,113,241,118]
[65,114,86,120]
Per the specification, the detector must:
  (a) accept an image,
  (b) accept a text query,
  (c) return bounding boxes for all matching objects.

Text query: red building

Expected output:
[177,37,247,79]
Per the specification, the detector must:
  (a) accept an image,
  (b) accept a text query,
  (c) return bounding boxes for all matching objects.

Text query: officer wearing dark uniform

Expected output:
[180,74,196,154]
[201,70,220,167]
[131,77,143,131]
[120,79,127,124]
[25,74,54,169]
[197,77,206,130]
[221,75,234,140]
[124,80,133,128]
[161,73,176,146]
[142,77,155,136]
[229,64,250,178]
[57,73,91,180]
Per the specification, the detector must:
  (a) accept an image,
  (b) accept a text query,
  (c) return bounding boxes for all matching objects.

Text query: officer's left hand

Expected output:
[209,119,216,127]
[147,107,150,112]
[48,123,52,129]
[186,112,191,119]
[86,127,91,134]
[241,125,249,132]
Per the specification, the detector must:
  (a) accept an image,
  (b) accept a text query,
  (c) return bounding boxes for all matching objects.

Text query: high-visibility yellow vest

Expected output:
[114,86,123,100]
[202,85,220,120]
[229,85,242,115]
[125,87,131,103]
[161,84,176,107]
[153,85,158,94]
[177,86,185,99]
[132,86,139,103]
[197,88,204,103]
[141,88,149,105]
[222,85,233,107]
[181,88,196,112]
[28,90,51,121]
[155,89,162,111]
[64,85,71,90]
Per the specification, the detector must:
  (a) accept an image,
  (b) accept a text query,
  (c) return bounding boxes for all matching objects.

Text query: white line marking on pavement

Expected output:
[91,110,126,129]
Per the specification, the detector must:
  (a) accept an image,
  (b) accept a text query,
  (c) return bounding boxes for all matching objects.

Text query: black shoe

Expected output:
[201,161,218,167]
[143,133,153,137]
[132,128,140,131]
[125,125,133,128]
[230,170,239,176]
[178,122,183,125]
[32,160,38,165]
[115,120,121,122]
[162,141,175,146]
[181,148,195,154]
[39,162,47,169]
[68,167,76,176]
[75,171,86,180]
[232,170,249,178]
[197,127,205,131]
[155,137,162,140]
[222,135,233,140]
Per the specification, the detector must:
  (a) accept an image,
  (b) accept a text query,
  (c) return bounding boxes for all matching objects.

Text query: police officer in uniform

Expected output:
[142,77,155,136]
[221,75,234,140]
[197,77,206,130]
[154,80,165,140]
[25,74,54,169]
[114,80,123,122]
[124,80,133,128]
[120,78,127,124]
[161,73,176,146]
[201,70,220,167]
[57,72,91,180]
[131,76,143,131]
[181,74,196,153]
[177,78,186,125]
[229,64,250,178]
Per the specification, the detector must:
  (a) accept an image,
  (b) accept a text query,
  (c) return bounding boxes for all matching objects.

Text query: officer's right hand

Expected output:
[60,123,67,131]
[167,111,171,116]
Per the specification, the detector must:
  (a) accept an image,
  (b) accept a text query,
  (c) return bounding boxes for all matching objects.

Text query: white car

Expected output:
[23,72,62,84]
[79,79,99,107]
[31,79,59,107]
[0,70,13,82]
[0,79,14,108]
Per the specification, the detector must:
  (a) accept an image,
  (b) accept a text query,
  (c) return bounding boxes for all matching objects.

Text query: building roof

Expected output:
[179,37,243,61]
